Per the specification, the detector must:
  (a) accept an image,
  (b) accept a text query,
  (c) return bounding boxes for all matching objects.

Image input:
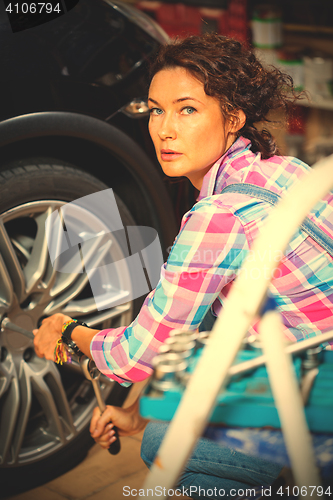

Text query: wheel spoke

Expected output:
[41,205,68,292]
[45,238,117,315]
[0,350,16,397]
[10,362,32,464]
[85,302,132,327]
[0,253,14,314]
[44,273,93,315]
[0,357,20,465]
[29,370,69,444]
[80,232,113,272]
[0,221,25,302]
[49,236,112,298]
[62,289,130,316]
[24,208,53,295]
[38,362,76,436]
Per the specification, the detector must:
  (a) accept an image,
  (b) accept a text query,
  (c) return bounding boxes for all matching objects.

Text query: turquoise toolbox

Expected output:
[139,339,333,477]
[139,342,333,433]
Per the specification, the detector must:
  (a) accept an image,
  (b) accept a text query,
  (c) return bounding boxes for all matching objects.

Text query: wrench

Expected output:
[1,317,35,339]
[80,356,121,455]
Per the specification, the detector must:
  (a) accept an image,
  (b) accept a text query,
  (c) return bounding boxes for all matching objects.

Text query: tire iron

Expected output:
[80,356,121,455]
[1,317,34,340]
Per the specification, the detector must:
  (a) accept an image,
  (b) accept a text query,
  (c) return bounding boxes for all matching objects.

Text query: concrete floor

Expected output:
[9,382,190,500]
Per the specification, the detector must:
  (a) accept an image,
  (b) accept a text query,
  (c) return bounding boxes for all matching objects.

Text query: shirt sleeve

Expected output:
[90,198,250,385]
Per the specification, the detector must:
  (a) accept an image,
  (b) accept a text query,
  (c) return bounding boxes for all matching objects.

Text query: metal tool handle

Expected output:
[91,379,121,455]
[80,357,121,455]
[1,317,35,339]
[107,423,121,455]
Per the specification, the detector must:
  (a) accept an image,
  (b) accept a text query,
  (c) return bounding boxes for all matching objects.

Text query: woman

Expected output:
[34,34,333,497]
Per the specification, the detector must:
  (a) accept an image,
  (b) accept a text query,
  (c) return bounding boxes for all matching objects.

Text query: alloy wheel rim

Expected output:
[0,200,133,466]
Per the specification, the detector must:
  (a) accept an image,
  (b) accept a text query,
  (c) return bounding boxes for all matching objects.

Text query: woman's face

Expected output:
[148,67,240,190]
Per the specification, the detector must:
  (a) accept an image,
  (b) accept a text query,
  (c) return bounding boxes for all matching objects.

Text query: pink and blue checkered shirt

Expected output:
[91,137,333,385]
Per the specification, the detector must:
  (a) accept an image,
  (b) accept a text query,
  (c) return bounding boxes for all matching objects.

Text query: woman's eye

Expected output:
[181,107,196,115]
[149,107,163,116]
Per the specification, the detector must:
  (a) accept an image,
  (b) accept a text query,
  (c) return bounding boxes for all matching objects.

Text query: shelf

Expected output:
[297,95,333,111]
[283,24,333,37]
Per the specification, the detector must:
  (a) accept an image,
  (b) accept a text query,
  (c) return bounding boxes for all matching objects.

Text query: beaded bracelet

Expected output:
[61,319,87,357]
[54,319,78,364]
[62,319,77,334]
[54,338,71,364]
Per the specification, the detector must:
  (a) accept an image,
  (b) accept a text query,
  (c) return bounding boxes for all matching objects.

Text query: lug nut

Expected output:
[23,348,34,362]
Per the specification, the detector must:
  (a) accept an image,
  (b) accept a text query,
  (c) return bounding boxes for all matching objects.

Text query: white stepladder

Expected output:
[142,154,333,500]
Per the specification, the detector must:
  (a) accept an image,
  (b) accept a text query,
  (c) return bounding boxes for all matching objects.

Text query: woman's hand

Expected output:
[90,400,149,449]
[33,313,72,360]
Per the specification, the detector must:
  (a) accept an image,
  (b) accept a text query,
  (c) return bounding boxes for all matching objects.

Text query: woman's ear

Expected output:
[231,109,246,133]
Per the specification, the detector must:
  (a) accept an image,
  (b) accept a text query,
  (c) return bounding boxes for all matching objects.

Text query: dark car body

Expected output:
[0,0,179,249]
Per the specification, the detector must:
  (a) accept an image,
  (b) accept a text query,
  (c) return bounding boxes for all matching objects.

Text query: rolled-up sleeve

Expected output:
[90,198,250,385]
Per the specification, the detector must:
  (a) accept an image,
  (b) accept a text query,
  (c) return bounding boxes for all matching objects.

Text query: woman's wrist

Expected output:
[134,413,149,434]
[129,399,150,434]
[70,324,100,358]
[60,320,87,356]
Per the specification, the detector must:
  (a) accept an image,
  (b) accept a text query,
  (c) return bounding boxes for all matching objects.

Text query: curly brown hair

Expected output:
[149,34,302,159]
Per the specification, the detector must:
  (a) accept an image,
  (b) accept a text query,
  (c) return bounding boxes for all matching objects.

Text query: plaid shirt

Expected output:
[91,137,333,385]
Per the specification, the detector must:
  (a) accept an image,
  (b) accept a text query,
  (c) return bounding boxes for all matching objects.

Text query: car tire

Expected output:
[0,158,146,497]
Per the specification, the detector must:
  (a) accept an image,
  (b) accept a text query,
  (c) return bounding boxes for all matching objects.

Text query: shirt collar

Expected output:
[198,136,252,201]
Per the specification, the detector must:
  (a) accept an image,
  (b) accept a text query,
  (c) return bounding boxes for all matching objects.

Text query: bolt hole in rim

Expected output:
[0,200,133,466]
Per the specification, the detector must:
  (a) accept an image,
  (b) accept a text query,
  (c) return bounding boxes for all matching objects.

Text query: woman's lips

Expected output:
[160,149,183,161]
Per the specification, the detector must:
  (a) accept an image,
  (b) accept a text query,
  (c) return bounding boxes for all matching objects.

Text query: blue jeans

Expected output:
[141,422,282,499]
[199,307,217,332]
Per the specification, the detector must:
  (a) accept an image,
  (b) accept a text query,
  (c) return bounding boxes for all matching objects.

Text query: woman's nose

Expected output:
[158,115,176,140]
